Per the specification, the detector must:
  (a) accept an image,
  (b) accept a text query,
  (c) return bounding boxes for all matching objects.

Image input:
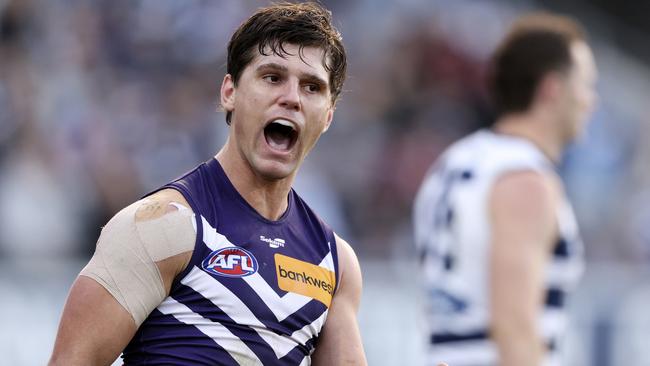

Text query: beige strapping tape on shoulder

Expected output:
[80,201,195,326]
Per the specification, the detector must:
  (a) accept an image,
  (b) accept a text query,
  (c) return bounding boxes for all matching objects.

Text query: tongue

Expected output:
[266,130,291,151]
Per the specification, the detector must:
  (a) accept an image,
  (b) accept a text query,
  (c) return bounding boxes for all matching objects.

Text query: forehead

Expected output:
[570,41,597,78]
[246,44,330,80]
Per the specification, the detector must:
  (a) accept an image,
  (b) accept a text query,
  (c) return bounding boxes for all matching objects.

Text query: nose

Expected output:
[278,79,301,111]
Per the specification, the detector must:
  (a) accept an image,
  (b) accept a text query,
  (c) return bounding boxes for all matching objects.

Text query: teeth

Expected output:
[272,119,295,130]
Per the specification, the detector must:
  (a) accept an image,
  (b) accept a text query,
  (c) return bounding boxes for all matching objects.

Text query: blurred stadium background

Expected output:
[2,0,650,365]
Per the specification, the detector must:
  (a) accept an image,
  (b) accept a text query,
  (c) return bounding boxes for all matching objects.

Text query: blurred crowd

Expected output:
[2,0,650,265]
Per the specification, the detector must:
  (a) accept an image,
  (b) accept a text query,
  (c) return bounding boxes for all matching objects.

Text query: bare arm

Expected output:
[489,171,557,366]
[312,234,367,365]
[49,277,137,366]
[49,189,194,366]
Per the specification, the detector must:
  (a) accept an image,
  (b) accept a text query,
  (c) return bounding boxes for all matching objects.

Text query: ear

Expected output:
[536,71,565,105]
[220,74,236,113]
[322,106,334,133]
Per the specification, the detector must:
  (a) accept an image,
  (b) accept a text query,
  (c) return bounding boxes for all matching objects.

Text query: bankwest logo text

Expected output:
[275,253,336,307]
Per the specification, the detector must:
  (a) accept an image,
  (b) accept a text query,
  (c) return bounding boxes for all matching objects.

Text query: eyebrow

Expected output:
[256,62,329,88]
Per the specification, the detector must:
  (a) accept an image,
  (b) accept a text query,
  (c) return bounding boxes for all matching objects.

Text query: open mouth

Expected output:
[264,119,298,152]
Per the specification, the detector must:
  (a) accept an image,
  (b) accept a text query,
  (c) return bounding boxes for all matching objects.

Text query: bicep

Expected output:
[312,235,367,366]
[49,276,137,366]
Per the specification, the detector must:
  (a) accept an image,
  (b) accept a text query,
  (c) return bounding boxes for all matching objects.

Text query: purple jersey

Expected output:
[123,158,340,365]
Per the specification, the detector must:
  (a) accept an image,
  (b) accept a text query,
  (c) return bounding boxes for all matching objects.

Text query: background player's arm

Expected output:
[311,234,367,366]
[48,189,194,366]
[489,171,557,366]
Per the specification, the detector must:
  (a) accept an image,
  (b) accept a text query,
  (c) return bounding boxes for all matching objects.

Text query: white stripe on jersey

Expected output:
[291,309,328,345]
[158,297,262,364]
[545,260,584,288]
[200,217,234,250]
[299,355,311,366]
[540,308,568,340]
[243,272,313,322]
[424,309,489,334]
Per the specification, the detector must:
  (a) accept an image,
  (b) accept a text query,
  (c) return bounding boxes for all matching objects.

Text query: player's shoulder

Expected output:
[439,130,535,168]
[99,189,196,263]
[333,234,361,277]
[101,188,195,242]
[494,170,552,193]
[472,133,553,181]
[333,234,355,258]
[134,189,193,222]
[491,169,559,215]
[332,233,362,300]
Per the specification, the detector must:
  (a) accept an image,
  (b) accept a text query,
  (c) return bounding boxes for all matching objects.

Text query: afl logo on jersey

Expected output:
[202,247,258,277]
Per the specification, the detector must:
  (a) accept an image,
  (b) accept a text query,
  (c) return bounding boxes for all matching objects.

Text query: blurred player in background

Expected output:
[49,2,367,365]
[414,12,597,366]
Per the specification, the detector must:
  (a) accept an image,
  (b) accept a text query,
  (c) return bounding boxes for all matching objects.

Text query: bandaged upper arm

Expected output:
[80,198,195,326]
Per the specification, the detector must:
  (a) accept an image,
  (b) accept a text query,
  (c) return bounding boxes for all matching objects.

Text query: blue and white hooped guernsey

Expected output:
[414,129,585,366]
[122,158,340,365]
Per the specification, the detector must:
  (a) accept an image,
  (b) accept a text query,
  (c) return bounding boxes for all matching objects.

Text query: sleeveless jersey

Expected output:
[123,158,340,365]
[413,129,584,366]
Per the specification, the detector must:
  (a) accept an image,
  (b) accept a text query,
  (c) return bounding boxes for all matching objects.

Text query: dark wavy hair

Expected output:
[225,2,347,124]
[488,12,586,119]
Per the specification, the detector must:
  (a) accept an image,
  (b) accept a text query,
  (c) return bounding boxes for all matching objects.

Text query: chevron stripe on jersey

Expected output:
[123,158,339,365]
[198,216,336,323]
[158,298,263,364]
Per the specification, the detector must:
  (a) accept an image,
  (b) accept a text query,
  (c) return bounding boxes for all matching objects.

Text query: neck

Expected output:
[492,112,564,163]
[215,140,294,221]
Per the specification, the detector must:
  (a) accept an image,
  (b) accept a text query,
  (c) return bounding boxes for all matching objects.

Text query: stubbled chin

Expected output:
[253,157,297,181]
